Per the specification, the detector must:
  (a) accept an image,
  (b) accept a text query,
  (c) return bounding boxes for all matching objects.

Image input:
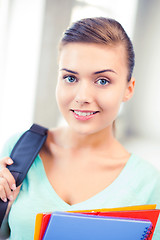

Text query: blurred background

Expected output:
[0,0,160,169]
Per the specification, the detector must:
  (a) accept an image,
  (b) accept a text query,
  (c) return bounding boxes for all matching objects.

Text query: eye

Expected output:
[96,78,110,86]
[63,75,77,83]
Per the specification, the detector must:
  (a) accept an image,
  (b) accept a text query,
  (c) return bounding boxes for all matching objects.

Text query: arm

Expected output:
[0,216,10,239]
[0,157,20,238]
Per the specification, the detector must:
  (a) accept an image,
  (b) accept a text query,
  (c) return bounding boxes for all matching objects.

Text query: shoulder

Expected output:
[0,124,54,158]
[130,154,160,178]
[122,154,160,207]
[43,126,68,149]
[0,132,23,158]
[127,154,160,192]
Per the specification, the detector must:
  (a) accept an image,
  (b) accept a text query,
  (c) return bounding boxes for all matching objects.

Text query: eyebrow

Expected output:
[94,69,117,75]
[61,68,117,75]
[61,68,78,74]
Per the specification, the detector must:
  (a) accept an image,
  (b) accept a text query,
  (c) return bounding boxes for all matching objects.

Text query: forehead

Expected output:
[58,43,127,73]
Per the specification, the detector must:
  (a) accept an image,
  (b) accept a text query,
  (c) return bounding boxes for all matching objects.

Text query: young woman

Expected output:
[0,17,160,239]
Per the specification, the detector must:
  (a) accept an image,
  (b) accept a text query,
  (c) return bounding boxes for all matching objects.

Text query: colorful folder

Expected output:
[43,211,152,240]
[85,209,160,240]
[70,204,157,213]
[39,214,51,240]
[33,204,158,240]
[34,213,43,240]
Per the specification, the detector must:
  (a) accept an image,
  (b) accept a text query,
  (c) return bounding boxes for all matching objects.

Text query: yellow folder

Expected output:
[34,213,43,240]
[68,204,157,213]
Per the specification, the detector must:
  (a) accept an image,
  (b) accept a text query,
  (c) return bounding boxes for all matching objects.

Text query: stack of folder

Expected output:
[34,204,160,240]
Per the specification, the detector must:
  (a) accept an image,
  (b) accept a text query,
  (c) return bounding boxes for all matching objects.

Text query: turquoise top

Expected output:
[0,133,160,240]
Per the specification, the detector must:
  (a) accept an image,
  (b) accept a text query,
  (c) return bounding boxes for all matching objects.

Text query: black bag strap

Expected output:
[0,124,48,228]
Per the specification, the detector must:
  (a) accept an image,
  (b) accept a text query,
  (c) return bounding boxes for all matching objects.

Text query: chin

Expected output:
[71,125,106,136]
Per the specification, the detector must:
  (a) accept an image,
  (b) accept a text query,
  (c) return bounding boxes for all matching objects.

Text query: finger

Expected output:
[0,168,16,191]
[5,185,22,217]
[0,157,13,168]
[0,177,13,202]
[0,182,7,202]
[12,185,21,201]
[0,157,16,191]
[3,184,22,219]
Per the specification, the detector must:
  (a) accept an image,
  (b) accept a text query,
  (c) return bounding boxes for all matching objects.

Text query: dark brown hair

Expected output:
[60,17,135,82]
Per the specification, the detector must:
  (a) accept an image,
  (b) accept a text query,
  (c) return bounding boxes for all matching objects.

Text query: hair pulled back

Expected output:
[60,17,135,82]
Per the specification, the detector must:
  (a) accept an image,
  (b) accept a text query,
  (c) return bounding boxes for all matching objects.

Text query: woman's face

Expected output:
[56,43,134,135]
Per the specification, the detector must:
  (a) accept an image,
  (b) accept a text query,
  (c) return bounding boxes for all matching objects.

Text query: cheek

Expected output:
[56,83,72,112]
[56,83,64,110]
[99,90,124,114]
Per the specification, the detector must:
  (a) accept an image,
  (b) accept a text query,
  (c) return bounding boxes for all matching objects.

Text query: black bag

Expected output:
[0,124,48,227]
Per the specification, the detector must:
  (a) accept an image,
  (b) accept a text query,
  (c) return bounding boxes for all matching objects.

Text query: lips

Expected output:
[71,109,99,120]
[73,110,98,116]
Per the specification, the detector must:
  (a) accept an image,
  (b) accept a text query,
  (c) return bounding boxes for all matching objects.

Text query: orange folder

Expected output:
[70,204,157,213]
[34,213,43,240]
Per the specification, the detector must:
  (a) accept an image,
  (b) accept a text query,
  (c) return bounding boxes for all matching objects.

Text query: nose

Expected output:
[74,81,93,105]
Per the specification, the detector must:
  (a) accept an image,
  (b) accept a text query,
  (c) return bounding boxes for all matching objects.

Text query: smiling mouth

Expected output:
[71,110,99,117]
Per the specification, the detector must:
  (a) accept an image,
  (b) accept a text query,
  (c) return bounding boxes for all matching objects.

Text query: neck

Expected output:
[62,126,115,150]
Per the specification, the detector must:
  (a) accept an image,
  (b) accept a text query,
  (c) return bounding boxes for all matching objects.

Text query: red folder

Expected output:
[39,214,51,240]
[43,211,153,240]
[82,209,160,240]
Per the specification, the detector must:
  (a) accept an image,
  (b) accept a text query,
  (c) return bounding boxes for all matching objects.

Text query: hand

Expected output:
[0,157,20,204]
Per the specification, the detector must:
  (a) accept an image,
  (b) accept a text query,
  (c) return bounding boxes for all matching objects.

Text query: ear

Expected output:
[123,77,135,102]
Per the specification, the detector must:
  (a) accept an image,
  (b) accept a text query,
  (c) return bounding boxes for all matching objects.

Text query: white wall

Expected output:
[0,0,45,148]
[122,0,160,168]
[127,0,160,140]
[0,0,159,168]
